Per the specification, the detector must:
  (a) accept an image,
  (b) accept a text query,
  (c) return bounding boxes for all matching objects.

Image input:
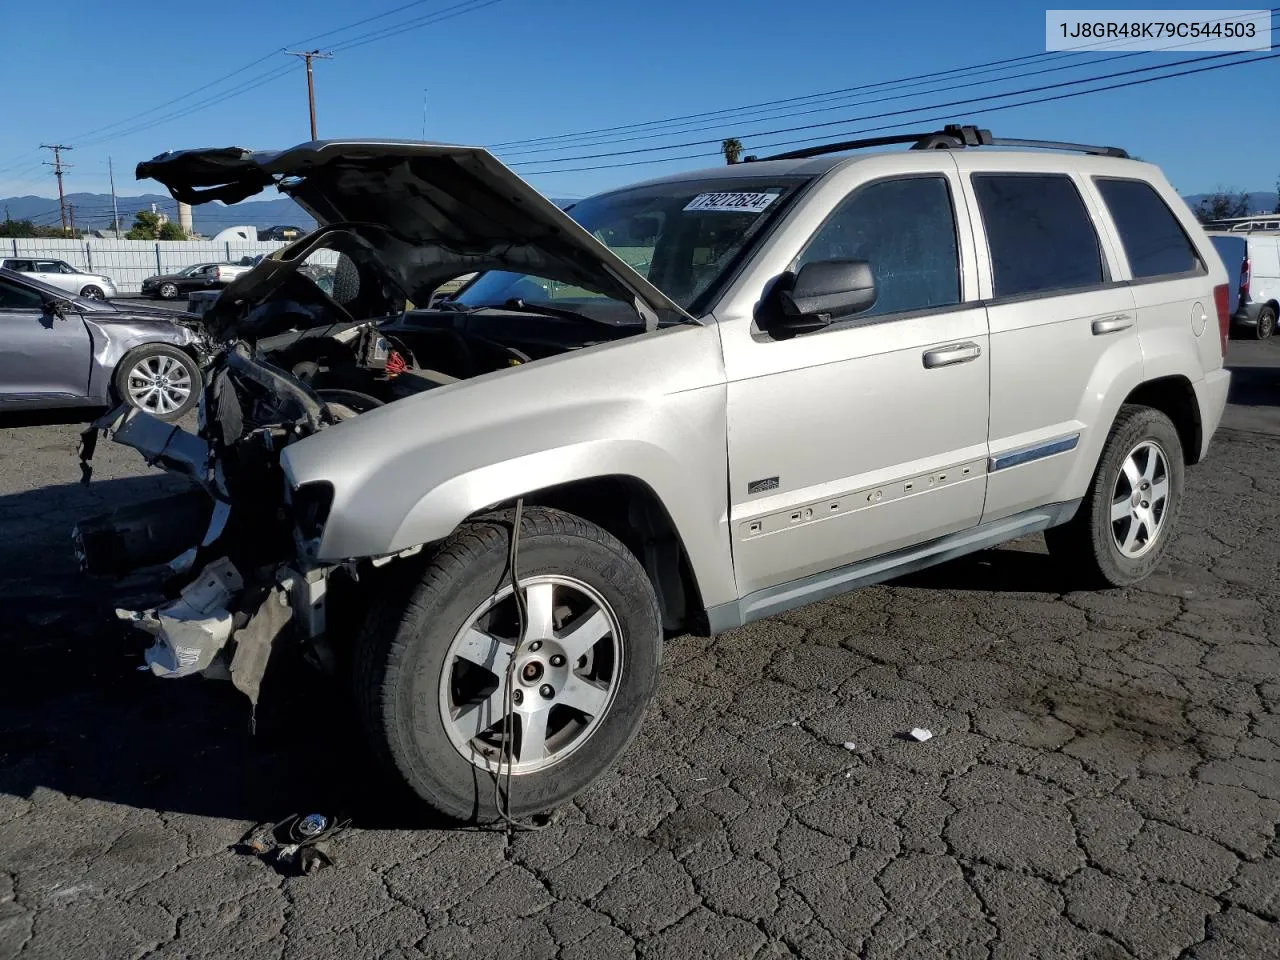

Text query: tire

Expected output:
[113,344,202,421]
[1045,404,1184,588]
[159,282,179,300]
[79,285,105,300]
[356,506,662,822]
[1254,304,1277,341]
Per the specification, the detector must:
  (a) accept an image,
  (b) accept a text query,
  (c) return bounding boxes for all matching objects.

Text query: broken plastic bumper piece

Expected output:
[119,557,243,678]
[80,404,210,487]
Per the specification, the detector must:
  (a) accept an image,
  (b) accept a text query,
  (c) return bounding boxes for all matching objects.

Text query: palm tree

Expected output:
[721,138,743,165]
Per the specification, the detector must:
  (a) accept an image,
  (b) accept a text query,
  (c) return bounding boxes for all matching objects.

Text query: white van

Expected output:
[1210,230,1280,339]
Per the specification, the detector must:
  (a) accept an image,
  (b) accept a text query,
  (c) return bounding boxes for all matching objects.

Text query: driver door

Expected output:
[720,157,991,600]
[0,275,93,402]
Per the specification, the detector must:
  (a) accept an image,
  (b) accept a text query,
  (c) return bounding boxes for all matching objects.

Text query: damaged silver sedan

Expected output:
[75,139,747,823]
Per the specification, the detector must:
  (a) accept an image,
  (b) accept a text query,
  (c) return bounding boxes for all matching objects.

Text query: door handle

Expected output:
[1091,314,1134,335]
[922,342,982,368]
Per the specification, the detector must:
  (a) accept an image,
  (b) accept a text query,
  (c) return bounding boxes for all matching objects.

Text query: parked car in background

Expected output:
[0,267,204,420]
[1209,230,1280,340]
[141,261,234,300]
[0,257,117,299]
[86,128,1230,824]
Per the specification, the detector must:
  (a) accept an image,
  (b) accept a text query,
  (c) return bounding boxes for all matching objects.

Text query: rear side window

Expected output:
[1095,178,1202,279]
[972,174,1104,298]
[795,176,960,318]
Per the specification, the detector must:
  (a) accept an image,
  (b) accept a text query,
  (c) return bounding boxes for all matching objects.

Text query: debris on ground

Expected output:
[842,741,856,751]
[908,727,934,742]
[235,812,349,876]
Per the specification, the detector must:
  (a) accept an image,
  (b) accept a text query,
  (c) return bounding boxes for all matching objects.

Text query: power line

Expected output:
[500,51,1147,159]
[519,51,1280,176]
[0,0,507,169]
[513,45,1276,170]
[491,7,1276,152]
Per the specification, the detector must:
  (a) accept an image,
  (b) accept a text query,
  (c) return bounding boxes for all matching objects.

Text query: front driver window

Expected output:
[0,278,46,310]
[795,176,961,319]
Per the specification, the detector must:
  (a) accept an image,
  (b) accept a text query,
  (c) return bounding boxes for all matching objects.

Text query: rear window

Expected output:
[1096,178,1202,279]
[972,174,1105,298]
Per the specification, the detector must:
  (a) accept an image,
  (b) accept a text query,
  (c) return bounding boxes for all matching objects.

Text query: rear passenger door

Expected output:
[1090,175,1217,384]
[954,157,1142,525]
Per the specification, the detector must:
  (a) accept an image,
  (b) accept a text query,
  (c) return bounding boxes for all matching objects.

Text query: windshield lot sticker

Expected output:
[683,192,778,214]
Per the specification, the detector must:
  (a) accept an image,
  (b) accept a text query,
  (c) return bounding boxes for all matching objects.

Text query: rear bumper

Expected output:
[1232,302,1263,327]
[1194,369,1231,459]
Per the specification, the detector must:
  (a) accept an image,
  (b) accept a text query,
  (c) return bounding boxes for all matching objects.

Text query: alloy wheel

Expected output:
[1110,440,1170,559]
[439,574,623,775]
[126,354,193,416]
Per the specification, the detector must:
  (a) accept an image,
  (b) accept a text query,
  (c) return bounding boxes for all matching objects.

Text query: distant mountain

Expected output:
[1181,191,1277,216]
[0,192,315,236]
[2,192,579,237]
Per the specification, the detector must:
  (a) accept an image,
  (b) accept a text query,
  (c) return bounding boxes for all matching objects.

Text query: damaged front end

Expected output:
[75,342,363,711]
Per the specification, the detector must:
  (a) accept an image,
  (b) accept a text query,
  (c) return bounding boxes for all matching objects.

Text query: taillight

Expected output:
[1213,283,1230,356]
[1240,258,1251,299]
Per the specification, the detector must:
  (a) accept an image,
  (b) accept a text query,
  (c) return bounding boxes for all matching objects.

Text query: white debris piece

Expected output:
[908,727,934,742]
[117,558,243,678]
[842,741,857,751]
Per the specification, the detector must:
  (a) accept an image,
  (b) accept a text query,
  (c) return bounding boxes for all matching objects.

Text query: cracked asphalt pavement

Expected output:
[2,342,1279,960]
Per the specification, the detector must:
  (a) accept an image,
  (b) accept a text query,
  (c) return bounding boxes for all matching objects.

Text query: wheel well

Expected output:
[1123,376,1202,464]
[496,476,705,635]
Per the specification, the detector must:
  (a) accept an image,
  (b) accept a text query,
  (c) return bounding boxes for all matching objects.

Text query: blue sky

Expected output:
[0,0,1276,211]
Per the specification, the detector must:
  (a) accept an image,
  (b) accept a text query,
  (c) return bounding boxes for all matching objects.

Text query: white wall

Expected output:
[2,237,288,293]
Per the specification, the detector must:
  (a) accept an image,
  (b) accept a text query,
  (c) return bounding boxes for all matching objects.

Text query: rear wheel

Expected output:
[356,506,662,822]
[1254,304,1277,341]
[79,285,105,300]
[1045,405,1184,587]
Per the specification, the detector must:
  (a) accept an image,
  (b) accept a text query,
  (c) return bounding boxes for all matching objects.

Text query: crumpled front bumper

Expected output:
[75,403,334,704]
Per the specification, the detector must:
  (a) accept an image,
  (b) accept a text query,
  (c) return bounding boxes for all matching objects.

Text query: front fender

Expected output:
[281,323,738,608]
[83,318,200,402]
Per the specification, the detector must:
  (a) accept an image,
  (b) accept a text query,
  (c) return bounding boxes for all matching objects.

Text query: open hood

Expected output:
[136,140,694,329]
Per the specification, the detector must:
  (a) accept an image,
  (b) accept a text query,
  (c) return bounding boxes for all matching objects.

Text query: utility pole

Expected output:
[284,49,333,140]
[421,88,428,140]
[68,203,76,236]
[108,157,121,238]
[41,144,73,234]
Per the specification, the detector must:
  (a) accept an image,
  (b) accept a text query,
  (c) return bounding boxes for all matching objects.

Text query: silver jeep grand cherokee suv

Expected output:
[79,126,1230,822]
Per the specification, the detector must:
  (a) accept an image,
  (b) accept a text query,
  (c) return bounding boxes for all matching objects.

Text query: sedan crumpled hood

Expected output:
[136,140,693,330]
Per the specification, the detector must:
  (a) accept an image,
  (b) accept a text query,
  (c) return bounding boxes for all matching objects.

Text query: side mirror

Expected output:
[761,259,877,337]
[45,297,68,319]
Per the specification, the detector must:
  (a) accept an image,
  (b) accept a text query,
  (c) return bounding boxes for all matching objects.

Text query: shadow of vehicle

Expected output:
[0,476,460,831]
[0,406,108,430]
[888,539,1079,594]
[1226,363,1280,408]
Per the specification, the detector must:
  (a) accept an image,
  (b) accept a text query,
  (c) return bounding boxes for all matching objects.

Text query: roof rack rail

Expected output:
[748,124,1129,162]
[1203,217,1280,233]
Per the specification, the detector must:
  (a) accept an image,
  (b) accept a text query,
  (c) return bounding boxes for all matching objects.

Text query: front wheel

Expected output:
[79,285,105,300]
[114,344,202,421]
[1254,304,1277,341]
[1045,405,1184,587]
[158,282,179,300]
[356,507,662,822]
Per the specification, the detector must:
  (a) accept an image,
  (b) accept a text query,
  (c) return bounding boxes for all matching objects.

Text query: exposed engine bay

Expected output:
[74,240,651,708]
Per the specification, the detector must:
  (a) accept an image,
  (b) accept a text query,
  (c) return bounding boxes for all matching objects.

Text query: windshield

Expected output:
[179,263,208,276]
[453,176,805,317]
